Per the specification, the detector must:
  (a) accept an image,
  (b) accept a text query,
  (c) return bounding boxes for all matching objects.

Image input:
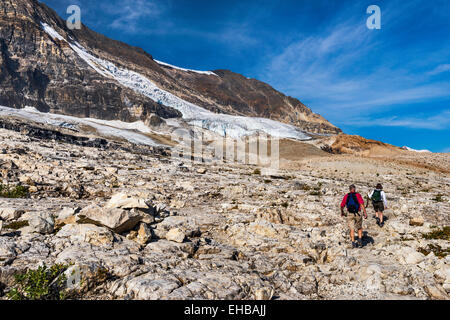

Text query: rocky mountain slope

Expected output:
[0,0,448,302]
[0,0,340,137]
[0,116,448,300]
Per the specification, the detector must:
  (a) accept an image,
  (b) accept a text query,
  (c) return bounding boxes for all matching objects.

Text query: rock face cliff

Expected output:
[0,0,181,122]
[0,0,341,135]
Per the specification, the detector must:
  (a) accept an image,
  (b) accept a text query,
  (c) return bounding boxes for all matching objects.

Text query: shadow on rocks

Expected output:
[360,231,375,247]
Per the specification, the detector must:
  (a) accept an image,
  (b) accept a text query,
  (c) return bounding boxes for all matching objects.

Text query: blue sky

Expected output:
[42,0,450,152]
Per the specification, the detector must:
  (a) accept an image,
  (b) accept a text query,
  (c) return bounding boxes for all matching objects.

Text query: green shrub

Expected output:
[7,264,68,300]
[0,184,29,198]
[422,226,450,241]
[253,168,261,175]
[432,194,445,202]
[4,220,29,230]
[418,244,449,258]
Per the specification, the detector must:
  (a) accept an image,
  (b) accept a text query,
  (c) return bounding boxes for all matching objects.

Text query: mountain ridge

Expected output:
[0,0,341,137]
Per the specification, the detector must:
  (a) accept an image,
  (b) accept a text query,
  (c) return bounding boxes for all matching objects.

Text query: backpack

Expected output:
[346,193,360,213]
[371,190,382,202]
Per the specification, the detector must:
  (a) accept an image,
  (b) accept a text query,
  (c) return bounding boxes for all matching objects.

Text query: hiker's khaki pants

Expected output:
[347,213,363,231]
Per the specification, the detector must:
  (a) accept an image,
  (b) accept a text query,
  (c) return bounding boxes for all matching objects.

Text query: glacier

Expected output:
[41,23,312,141]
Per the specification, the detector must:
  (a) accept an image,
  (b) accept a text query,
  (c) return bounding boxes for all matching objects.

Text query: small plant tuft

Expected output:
[7,264,69,300]
[422,226,450,241]
[4,220,29,230]
[432,194,445,202]
[418,244,449,258]
[0,184,29,198]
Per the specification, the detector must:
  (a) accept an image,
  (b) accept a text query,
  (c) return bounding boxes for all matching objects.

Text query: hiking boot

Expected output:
[380,221,385,228]
[375,217,380,226]
[352,241,358,249]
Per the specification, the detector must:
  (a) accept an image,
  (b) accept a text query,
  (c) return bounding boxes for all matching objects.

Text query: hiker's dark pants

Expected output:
[373,201,384,212]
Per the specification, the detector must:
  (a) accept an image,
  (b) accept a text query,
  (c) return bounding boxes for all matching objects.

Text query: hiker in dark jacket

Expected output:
[366,183,388,227]
[340,184,367,248]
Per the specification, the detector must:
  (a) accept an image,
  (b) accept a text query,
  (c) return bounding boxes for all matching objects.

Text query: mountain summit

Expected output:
[0,0,341,138]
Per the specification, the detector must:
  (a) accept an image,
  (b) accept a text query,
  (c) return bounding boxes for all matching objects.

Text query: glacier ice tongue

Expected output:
[0,106,160,147]
[69,43,311,141]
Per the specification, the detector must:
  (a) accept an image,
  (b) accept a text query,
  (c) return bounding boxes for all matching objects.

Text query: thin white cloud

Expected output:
[428,64,450,76]
[260,9,450,126]
[103,0,163,33]
[340,110,450,130]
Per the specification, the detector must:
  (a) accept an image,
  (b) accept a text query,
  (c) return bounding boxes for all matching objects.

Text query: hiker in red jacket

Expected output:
[340,184,367,248]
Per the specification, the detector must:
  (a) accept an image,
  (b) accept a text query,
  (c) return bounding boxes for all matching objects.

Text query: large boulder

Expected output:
[248,220,278,238]
[387,220,409,235]
[23,212,55,235]
[253,287,274,300]
[78,205,142,233]
[55,207,82,227]
[57,224,114,246]
[409,216,425,227]
[0,238,16,266]
[424,283,449,300]
[0,208,24,221]
[154,216,201,239]
[105,193,150,210]
[165,228,186,243]
[397,247,425,264]
[136,223,152,245]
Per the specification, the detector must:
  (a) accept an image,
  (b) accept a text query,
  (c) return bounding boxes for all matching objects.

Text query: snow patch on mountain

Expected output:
[154,60,218,77]
[40,22,65,41]
[401,146,432,153]
[0,106,160,146]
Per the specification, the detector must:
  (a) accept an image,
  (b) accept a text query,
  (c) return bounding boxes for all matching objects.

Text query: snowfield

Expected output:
[40,22,65,41]
[0,106,160,146]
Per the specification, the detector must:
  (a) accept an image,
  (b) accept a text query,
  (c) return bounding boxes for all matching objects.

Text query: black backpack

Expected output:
[346,193,360,213]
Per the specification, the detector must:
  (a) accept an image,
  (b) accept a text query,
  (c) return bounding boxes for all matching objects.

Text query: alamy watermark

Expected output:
[170,129,280,172]
[66,5,81,30]
[366,5,381,30]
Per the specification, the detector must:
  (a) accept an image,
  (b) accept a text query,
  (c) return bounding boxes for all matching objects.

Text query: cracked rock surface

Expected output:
[0,119,449,300]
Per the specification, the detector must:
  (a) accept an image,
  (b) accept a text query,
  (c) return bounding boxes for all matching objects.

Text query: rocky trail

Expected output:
[0,117,449,300]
